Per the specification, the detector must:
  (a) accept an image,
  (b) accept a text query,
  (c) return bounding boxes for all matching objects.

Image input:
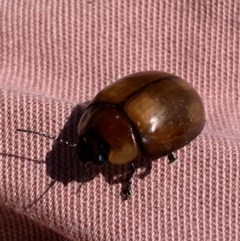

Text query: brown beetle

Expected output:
[17,71,205,200]
[76,71,205,198]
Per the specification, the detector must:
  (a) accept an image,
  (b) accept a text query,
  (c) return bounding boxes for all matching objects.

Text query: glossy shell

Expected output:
[77,71,205,165]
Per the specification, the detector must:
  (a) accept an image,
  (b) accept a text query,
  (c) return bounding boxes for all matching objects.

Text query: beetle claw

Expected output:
[121,181,132,200]
[168,153,178,164]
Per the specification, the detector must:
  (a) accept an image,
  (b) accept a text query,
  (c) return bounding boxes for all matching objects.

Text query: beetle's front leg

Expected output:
[121,162,135,200]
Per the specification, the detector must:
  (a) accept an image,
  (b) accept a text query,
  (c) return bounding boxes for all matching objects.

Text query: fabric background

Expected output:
[0,0,239,240]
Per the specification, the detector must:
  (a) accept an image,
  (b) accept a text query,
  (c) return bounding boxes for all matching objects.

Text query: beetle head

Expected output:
[76,130,109,165]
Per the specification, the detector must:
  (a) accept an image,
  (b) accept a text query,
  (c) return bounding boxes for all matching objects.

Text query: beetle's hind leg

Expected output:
[168,153,178,164]
[121,162,135,200]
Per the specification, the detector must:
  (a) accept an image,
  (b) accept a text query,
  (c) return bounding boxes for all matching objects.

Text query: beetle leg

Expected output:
[77,162,91,191]
[121,162,135,200]
[168,153,178,164]
[83,162,91,181]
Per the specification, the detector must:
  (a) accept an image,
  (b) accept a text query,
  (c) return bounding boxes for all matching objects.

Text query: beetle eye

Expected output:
[76,130,109,165]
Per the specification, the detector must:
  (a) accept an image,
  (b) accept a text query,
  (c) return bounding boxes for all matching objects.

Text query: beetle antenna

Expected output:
[23,180,56,209]
[16,129,77,147]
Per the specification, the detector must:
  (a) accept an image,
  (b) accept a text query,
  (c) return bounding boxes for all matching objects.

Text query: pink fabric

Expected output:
[0,1,240,240]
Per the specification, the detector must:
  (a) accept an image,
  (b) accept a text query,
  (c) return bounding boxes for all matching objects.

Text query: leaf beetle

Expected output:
[17,71,205,200]
[76,71,205,198]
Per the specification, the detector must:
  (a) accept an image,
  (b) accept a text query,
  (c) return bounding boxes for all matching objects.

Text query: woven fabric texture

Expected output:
[0,1,240,240]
